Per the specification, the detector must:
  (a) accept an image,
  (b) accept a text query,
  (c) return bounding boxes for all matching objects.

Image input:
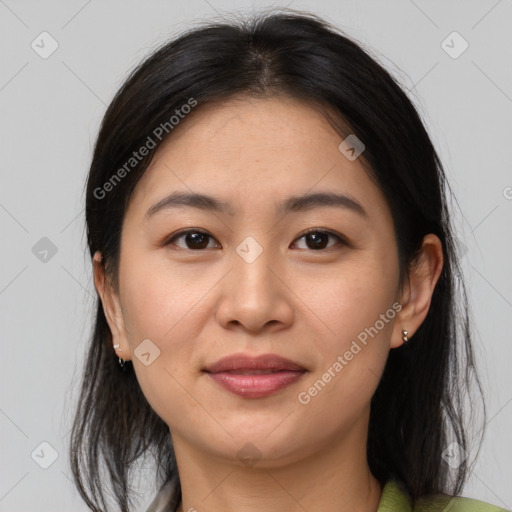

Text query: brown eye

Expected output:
[166,230,219,250]
[293,229,346,251]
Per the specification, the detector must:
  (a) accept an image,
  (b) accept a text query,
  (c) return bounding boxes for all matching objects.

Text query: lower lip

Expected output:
[206,370,306,398]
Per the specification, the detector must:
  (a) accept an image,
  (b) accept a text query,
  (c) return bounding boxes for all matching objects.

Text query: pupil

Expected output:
[308,232,328,250]
[187,232,208,249]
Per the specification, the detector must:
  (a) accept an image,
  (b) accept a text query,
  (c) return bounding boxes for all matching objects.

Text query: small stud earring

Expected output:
[113,344,121,352]
[402,329,409,343]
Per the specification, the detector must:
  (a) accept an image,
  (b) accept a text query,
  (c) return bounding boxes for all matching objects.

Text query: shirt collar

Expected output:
[377,479,413,512]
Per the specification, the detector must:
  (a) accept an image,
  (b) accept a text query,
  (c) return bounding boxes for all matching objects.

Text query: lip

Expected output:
[204,354,307,398]
[205,354,306,373]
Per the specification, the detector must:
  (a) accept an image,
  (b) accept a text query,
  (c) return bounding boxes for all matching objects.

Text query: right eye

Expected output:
[164,229,221,250]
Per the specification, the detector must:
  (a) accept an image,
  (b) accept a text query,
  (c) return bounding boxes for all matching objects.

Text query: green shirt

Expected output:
[145,476,510,512]
[378,479,509,512]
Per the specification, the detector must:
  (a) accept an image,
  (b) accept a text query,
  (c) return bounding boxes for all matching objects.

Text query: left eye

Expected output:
[292,229,345,251]
[164,229,346,251]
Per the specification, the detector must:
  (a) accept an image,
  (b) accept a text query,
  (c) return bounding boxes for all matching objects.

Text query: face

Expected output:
[98,95,409,467]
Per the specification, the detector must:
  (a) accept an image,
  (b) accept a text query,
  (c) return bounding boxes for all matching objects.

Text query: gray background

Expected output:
[1,0,511,510]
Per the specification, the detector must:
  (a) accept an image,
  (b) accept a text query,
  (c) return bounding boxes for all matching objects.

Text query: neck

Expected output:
[173,421,382,512]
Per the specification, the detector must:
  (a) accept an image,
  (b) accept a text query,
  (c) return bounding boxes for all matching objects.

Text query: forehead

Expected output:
[125,96,389,220]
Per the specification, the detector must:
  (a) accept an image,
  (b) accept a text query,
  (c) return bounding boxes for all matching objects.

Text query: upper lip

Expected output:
[204,354,306,373]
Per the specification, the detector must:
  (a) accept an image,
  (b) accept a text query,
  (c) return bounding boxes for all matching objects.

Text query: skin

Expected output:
[93,96,443,512]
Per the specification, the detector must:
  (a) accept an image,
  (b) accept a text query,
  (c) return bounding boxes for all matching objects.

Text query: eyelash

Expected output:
[163,228,349,252]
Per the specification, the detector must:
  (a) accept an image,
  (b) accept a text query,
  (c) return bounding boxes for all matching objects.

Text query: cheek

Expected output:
[303,249,399,344]
[119,247,209,347]
[295,251,399,410]
[118,257,207,425]
[116,250,205,392]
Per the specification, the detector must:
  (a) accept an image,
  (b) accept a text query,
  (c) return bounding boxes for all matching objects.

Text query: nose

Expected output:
[215,245,295,333]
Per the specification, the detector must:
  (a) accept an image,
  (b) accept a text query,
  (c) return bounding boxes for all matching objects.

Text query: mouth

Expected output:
[221,369,291,375]
[203,354,307,398]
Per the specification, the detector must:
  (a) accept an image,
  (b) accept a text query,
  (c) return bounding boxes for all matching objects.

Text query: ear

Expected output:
[391,234,444,349]
[92,251,132,360]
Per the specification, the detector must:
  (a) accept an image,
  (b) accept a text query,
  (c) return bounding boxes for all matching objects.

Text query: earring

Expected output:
[402,329,409,343]
[113,344,127,370]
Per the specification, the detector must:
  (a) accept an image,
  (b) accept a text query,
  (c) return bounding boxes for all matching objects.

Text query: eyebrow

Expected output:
[144,191,367,220]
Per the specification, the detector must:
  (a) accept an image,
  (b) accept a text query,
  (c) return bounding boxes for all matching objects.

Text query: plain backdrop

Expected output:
[1,0,511,511]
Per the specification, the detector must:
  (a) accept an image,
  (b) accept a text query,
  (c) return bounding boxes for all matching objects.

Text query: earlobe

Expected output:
[92,251,132,360]
[391,234,444,349]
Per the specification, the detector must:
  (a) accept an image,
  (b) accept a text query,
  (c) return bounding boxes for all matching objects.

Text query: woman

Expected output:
[70,10,506,512]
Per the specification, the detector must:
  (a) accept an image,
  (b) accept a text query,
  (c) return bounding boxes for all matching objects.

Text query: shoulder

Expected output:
[414,493,509,512]
[378,479,510,512]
